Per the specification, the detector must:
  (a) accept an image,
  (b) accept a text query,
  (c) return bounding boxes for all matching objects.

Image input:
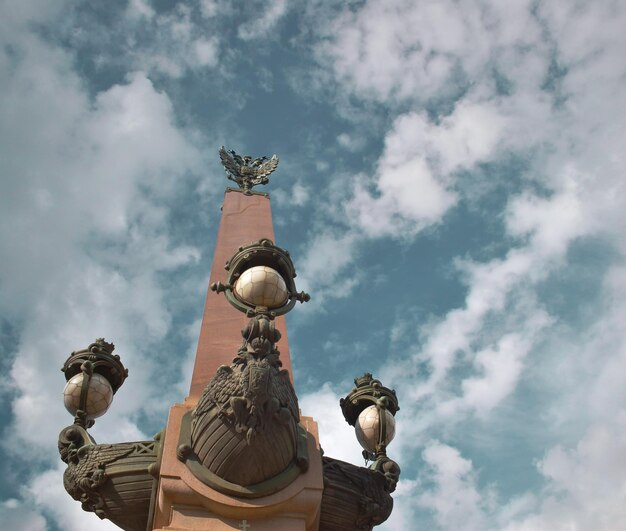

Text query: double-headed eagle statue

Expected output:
[219,146,279,194]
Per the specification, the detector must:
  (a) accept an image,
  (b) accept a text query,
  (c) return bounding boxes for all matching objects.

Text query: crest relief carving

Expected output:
[179,313,308,496]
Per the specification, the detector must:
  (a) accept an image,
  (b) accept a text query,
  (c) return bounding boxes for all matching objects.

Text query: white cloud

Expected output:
[119,3,222,77]
[0,4,207,528]
[298,383,363,464]
[127,0,155,20]
[0,500,47,531]
[291,183,310,206]
[441,331,541,418]
[199,0,218,19]
[303,0,626,527]
[272,181,311,209]
[418,441,491,530]
[347,98,507,237]
[313,0,548,104]
[379,176,594,456]
[506,176,589,258]
[503,418,626,531]
[193,37,220,67]
[307,0,626,406]
[295,229,362,309]
[337,132,365,152]
[29,465,120,531]
[299,99,507,301]
[237,0,289,41]
[378,477,420,530]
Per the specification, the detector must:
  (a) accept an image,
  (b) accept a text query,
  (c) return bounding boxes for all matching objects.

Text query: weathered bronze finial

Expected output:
[219,146,279,194]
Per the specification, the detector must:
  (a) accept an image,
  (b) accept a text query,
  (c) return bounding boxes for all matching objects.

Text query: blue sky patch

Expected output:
[1,1,626,530]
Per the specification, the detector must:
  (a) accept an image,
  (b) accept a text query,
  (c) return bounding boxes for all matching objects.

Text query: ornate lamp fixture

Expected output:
[56,147,401,531]
[341,373,401,492]
[211,238,310,317]
[177,237,312,497]
[58,339,160,531]
[61,338,128,428]
[316,374,401,529]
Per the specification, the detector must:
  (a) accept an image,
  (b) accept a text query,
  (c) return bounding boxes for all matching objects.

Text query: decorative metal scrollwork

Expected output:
[219,146,279,194]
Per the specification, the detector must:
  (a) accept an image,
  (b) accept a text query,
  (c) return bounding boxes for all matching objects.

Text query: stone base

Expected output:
[155,506,306,531]
[151,401,323,531]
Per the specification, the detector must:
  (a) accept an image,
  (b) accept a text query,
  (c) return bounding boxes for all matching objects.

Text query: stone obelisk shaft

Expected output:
[154,187,321,531]
[188,189,293,401]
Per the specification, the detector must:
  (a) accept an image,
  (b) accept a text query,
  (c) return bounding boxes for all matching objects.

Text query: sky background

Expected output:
[1,0,625,530]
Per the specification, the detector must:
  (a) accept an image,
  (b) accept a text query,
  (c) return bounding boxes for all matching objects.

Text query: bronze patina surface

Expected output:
[219,146,279,194]
[318,456,393,531]
[211,237,310,318]
[58,424,161,531]
[57,148,400,530]
[179,313,308,497]
[338,374,402,498]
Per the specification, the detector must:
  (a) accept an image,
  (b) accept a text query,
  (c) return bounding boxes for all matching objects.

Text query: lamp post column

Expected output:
[189,188,294,402]
[56,147,400,531]
[152,151,323,531]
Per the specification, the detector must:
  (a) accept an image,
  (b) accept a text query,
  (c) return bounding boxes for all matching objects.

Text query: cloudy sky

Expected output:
[1,0,625,529]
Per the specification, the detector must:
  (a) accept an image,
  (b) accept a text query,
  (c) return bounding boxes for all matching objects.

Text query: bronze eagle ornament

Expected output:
[219,146,279,193]
[188,313,306,488]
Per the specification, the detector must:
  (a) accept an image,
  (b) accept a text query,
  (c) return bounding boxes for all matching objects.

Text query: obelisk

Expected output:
[189,188,293,401]
[151,148,323,531]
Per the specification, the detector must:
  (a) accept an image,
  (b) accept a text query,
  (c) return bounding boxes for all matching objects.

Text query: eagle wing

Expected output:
[254,154,279,179]
[68,444,133,484]
[195,365,243,418]
[219,146,241,178]
[87,443,135,466]
[272,369,300,422]
[64,443,135,502]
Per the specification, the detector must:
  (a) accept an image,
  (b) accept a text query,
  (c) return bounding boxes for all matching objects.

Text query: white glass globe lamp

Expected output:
[63,372,114,420]
[233,265,289,309]
[354,405,396,454]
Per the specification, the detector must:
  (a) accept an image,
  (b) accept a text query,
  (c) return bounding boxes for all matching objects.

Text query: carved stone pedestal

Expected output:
[151,401,323,531]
